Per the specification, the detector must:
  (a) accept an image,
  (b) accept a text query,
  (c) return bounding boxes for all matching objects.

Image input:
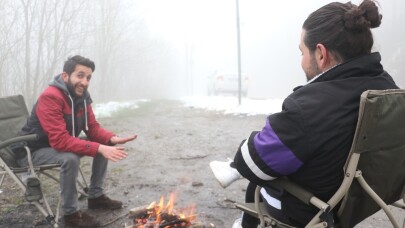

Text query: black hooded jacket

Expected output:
[233,52,398,225]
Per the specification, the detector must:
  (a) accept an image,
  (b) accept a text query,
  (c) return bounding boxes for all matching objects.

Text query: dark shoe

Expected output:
[64,210,100,228]
[25,177,43,202]
[88,194,122,210]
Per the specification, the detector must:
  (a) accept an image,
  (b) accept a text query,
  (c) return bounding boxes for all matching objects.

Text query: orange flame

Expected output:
[135,192,196,227]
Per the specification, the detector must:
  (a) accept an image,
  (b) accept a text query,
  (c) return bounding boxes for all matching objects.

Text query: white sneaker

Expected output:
[209,160,242,188]
[232,218,242,228]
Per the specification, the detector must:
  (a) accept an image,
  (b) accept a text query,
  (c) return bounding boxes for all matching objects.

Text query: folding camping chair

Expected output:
[235,89,405,228]
[0,95,89,227]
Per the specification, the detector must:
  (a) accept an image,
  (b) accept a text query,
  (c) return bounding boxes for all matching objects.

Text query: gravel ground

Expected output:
[0,99,403,227]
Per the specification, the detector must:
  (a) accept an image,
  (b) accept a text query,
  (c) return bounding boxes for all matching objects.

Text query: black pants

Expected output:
[241,182,260,228]
[241,182,290,228]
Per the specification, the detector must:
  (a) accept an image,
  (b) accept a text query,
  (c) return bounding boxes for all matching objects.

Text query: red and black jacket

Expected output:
[20,74,114,157]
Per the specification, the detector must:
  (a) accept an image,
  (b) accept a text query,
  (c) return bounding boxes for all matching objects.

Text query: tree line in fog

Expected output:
[1,0,404,107]
[0,0,187,107]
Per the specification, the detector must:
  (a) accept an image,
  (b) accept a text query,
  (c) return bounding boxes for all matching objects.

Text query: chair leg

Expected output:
[1,153,88,227]
[31,200,59,227]
[2,168,59,226]
[255,186,266,228]
[356,172,401,228]
[0,172,6,188]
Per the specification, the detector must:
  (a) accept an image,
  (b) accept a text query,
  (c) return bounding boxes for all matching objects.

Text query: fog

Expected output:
[0,0,404,106]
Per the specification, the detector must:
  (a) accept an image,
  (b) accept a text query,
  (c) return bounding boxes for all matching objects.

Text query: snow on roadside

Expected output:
[93,96,283,118]
[93,99,149,118]
[179,96,283,116]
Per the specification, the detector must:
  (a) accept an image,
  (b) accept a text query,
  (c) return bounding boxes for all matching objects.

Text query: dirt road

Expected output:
[0,99,403,227]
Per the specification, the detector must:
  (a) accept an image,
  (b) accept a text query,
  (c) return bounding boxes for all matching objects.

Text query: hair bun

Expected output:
[343,0,382,30]
[360,0,382,28]
[344,7,369,31]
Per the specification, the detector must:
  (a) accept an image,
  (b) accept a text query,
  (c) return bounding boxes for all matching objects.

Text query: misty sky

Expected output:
[131,0,405,99]
[1,0,403,102]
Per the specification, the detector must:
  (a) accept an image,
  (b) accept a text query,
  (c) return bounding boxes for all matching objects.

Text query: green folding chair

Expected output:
[235,89,405,228]
[0,95,89,227]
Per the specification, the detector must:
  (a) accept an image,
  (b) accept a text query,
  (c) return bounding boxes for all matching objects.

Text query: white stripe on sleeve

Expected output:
[240,139,277,181]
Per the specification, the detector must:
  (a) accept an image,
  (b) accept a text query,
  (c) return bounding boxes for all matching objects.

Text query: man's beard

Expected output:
[66,79,87,98]
[305,56,322,81]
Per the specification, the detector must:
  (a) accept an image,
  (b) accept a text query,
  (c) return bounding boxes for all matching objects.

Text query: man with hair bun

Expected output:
[209,1,398,227]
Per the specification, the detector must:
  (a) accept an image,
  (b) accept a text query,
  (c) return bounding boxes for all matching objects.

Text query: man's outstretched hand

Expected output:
[98,145,128,162]
[110,134,137,145]
[98,135,137,162]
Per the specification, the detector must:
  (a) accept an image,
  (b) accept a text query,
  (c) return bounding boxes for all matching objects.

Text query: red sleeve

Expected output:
[84,104,115,145]
[36,92,100,157]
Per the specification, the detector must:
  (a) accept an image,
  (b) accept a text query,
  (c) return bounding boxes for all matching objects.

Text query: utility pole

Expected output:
[236,0,242,105]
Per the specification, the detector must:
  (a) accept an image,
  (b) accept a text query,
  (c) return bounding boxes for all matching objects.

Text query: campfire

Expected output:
[126,193,214,228]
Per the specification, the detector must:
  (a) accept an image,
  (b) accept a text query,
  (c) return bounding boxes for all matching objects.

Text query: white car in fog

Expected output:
[207,70,250,96]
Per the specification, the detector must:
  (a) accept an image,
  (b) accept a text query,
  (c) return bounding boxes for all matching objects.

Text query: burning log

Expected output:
[127,193,215,228]
[129,205,154,218]
[158,214,196,228]
[125,222,215,228]
[158,217,189,227]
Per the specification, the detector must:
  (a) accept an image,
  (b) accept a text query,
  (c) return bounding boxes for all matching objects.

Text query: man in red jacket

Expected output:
[18,55,137,227]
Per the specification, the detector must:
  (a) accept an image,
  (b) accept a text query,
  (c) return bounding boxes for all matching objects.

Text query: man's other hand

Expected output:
[98,145,128,162]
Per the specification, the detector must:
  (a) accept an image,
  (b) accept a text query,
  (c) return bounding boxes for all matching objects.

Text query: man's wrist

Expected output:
[108,136,116,145]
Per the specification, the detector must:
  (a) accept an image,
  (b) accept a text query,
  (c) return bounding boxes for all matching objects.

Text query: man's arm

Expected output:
[233,99,306,185]
[84,104,115,145]
[84,103,137,161]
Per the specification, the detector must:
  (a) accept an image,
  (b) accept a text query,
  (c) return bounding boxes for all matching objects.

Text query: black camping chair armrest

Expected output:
[266,177,331,212]
[0,134,38,150]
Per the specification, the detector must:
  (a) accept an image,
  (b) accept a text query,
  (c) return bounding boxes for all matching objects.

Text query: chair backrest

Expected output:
[0,95,29,141]
[338,89,405,227]
[0,95,29,167]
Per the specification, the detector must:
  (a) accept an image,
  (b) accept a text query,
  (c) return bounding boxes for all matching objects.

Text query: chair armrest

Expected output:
[0,134,38,149]
[266,177,330,212]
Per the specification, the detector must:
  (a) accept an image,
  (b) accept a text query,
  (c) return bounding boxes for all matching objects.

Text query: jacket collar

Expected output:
[313,52,383,83]
[294,52,383,92]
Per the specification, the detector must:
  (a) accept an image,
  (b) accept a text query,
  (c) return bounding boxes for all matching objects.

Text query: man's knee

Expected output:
[59,152,80,169]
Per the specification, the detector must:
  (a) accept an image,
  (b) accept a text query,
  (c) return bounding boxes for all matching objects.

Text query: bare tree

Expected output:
[89,0,133,102]
[18,0,91,105]
[0,1,22,96]
[1,0,191,102]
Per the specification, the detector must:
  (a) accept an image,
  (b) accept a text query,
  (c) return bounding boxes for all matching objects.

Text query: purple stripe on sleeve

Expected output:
[253,119,303,175]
